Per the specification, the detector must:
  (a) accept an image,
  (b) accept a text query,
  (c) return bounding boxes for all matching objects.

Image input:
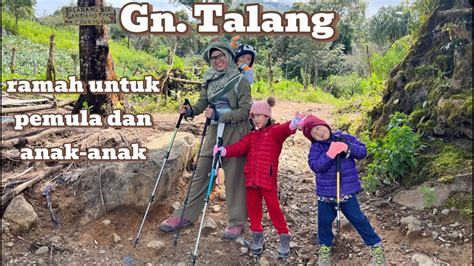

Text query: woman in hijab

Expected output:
[160,36,252,240]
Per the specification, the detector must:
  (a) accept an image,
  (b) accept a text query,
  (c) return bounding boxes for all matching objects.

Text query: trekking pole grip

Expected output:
[176,99,190,128]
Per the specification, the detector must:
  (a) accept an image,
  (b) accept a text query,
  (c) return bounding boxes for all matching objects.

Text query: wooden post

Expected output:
[46,34,57,81]
[10,48,16,74]
[72,0,116,114]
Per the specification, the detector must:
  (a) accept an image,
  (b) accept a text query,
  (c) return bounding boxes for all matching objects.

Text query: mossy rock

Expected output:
[414,64,439,79]
[433,54,454,75]
[445,192,473,216]
[463,94,472,117]
[409,107,429,125]
[405,141,471,187]
[452,42,473,91]
[435,97,467,127]
[438,175,454,184]
[405,80,425,92]
[425,143,471,177]
[417,119,435,135]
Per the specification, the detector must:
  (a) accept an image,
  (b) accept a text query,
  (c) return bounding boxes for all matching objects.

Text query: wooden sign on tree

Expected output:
[70,0,123,114]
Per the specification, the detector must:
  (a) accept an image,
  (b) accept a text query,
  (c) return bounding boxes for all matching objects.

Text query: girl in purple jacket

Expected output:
[301,115,386,266]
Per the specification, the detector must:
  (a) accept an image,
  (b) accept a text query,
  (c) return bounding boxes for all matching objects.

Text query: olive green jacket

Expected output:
[191,76,252,156]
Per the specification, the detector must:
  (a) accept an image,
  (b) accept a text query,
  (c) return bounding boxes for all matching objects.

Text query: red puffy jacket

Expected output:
[225,121,296,191]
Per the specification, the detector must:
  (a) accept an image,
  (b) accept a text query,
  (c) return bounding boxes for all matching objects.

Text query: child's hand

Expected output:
[238,63,250,71]
[336,141,348,153]
[326,141,347,158]
[213,145,227,157]
[230,36,240,49]
[289,112,306,130]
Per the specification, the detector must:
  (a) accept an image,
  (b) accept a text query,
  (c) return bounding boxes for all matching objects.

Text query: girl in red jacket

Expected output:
[215,97,304,258]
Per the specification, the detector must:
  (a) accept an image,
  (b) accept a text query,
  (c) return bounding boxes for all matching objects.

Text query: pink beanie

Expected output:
[250,97,276,117]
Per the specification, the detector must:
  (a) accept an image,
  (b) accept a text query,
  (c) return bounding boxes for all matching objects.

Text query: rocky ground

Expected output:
[1,101,472,265]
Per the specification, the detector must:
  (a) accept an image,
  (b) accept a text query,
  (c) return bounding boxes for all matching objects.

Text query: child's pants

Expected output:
[246,187,289,234]
[318,195,381,246]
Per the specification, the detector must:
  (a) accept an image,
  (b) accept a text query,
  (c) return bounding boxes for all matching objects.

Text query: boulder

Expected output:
[146,240,165,250]
[394,173,472,210]
[400,216,422,238]
[3,195,38,234]
[411,253,435,266]
[74,132,196,224]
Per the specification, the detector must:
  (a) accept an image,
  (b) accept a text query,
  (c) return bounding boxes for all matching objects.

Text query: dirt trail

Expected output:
[1,100,472,265]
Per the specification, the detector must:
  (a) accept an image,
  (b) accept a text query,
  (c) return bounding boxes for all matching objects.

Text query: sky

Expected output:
[35,0,402,18]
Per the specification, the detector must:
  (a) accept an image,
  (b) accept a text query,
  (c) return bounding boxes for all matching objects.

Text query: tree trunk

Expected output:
[302,65,308,91]
[366,42,372,76]
[267,52,273,92]
[72,0,117,114]
[313,64,319,87]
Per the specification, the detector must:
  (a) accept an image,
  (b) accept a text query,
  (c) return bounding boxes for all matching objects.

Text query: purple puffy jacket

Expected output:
[307,132,367,197]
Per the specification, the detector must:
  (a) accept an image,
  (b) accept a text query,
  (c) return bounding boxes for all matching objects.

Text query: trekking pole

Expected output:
[173,115,212,246]
[191,122,225,266]
[133,99,190,248]
[42,185,60,227]
[335,153,341,233]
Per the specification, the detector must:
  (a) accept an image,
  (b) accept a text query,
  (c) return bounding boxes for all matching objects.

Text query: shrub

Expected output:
[362,112,423,192]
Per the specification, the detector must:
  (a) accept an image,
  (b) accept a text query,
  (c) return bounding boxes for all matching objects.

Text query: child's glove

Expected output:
[336,141,348,153]
[289,112,306,130]
[213,145,227,157]
[230,36,240,49]
[238,63,251,72]
[326,142,348,159]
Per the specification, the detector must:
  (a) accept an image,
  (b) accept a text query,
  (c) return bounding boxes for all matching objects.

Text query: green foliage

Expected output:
[2,0,36,25]
[1,35,75,81]
[251,80,342,106]
[130,92,200,114]
[253,63,283,83]
[2,12,164,75]
[325,73,363,98]
[445,193,473,217]
[368,4,411,45]
[418,185,437,208]
[362,112,423,192]
[408,0,441,35]
[370,36,412,79]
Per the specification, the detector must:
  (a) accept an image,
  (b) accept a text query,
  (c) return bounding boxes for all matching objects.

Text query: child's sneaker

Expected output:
[277,234,291,258]
[317,245,331,266]
[372,245,386,266]
[250,231,264,255]
[223,224,244,240]
[159,216,192,232]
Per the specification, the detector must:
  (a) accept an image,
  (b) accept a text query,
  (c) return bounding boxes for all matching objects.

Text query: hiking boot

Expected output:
[277,234,291,258]
[317,245,332,266]
[223,224,244,240]
[372,245,386,266]
[159,216,192,233]
[250,231,264,255]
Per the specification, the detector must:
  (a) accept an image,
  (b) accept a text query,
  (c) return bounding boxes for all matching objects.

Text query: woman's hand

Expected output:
[204,107,214,119]
[179,104,190,114]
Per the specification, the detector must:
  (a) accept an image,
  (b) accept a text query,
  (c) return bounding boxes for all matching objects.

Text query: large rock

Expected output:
[3,195,38,234]
[411,253,435,266]
[393,173,471,210]
[74,132,196,224]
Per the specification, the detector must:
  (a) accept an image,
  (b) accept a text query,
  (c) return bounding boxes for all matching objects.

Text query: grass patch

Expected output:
[2,12,164,75]
[445,192,473,217]
[251,80,343,107]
